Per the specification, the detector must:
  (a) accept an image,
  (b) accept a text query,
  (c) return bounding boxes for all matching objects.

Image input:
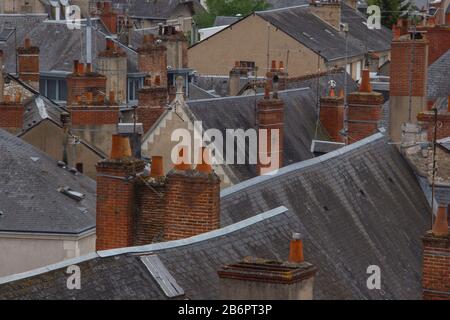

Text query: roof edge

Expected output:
[221,132,385,198]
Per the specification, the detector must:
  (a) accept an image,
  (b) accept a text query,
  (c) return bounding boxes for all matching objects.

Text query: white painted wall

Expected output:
[0,231,95,277]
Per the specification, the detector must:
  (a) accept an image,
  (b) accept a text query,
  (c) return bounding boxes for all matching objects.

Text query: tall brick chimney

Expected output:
[164,147,221,240]
[137,76,168,132]
[98,1,118,34]
[266,60,288,91]
[320,84,345,142]
[422,206,449,300]
[389,35,428,143]
[347,69,383,143]
[138,34,168,88]
[17,38,40,90]
[257,80,284,176]
[97,39,127,104]
[218,233,318,300]
[96,135,145,251]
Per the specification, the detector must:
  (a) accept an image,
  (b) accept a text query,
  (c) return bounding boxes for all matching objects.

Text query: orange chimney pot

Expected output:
[150,156,164,177]
[110,135,132,160]
[288,233,304,264]
[359,69,372,93]
[432,206,449,237]
[109,91,116,105]
[196,147,212,174]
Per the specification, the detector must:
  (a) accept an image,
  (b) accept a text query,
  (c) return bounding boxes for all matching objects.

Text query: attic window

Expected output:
[140,255,185,298]
[58,187,85,201]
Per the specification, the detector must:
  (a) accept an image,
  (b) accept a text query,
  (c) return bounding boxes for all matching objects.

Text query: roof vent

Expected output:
[58,187,85,201]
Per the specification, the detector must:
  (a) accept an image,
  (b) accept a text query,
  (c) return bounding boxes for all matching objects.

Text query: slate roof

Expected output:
[341,3,392,53]
[0,130,96,234]
[428,49,450,99]
[110,0,203,19]
[188,83,218,100]
[0,15,139,73]
[0,134,430,299]
[256,5,367,62]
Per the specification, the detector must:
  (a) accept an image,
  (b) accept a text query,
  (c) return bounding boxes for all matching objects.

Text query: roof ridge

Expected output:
[256,4,309,14]
[221,132,386,198]
[0,206,289,285]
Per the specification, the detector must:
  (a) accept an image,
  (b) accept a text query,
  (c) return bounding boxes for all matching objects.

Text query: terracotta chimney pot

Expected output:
[154,75,161,87]
[359,69,372,93]
[174,147,191,171]
[271,60,277,72]
[110,135,132,160]
[196,147,212,174]
[24,38,31,49]
[279,61,284,71]
[150,156,164,177]
[432,206,449,237]
[15,93,21,103]
[288,233,304,264]
[109,91,116,105]
[73,60,79,74]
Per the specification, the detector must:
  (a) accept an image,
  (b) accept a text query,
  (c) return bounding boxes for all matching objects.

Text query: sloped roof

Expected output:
[110,0,203,19]
[213,16,241,27]
[220,133,430,299]
[0,134,430,299]
[256,5,366,61]
[428,49,450,99]
[0,130,96,234]
[341,3,392,53]
[0,15,139,73]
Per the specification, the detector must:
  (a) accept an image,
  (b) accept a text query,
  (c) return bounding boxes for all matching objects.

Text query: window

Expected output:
[356,61,362,82]
[127,77,144,103]
[40,77,68,102]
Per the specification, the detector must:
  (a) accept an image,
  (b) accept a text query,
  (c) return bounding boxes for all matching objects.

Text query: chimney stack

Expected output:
[389,35,428,143]
[161,26,189,69]
[229,61,248,96]
[422,206,449,300]
[257,79,284,176]
[17,38,40,90]
[99,1,118,34]
[218,233,317,300]
[67,60,107,106]
[164,146,221,240]
[97,39,127,104]
[266,60,288,91]
[320,81,345,142]
[138,34,168,88]
[137,75,168,132]
[347,69,384,143]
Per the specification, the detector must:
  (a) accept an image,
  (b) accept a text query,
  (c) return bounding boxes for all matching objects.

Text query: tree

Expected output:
[194,0,271,28]
[367,0,415,28]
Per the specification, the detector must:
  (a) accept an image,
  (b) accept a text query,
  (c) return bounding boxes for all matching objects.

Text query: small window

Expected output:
[76,163,84,174]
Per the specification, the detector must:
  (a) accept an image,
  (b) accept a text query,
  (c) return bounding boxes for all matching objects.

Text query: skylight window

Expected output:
[58,187,85,201]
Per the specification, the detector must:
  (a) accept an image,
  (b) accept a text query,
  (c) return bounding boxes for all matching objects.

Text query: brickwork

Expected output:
[17,39,39,87]
[417,26,450,65]
[96,159,145,251]
[319,96,344,142]
[164,170,221,241]
[66,72,108,106]
[0,103,24,130]
[422,232,450,300]
[70,106,120,125]
[417,111,450,141]
[138,35,168,87]
[390,39,428,97]
[257,96,284,175]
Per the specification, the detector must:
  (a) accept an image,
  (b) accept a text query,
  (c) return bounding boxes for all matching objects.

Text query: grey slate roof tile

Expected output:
[428,49,450,99]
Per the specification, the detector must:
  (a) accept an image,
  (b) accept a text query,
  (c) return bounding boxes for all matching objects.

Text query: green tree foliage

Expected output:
[194,0,271,28]
[367,0,416,28]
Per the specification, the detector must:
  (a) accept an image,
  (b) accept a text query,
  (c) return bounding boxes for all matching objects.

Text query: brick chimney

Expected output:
[17,38,40,90]
[389,35,428,143]
[229,61,248,96]
[257,80,284,176]
[416,25,450,66]
[218,233,318,300]
[161,25,189,69]
[67,60,108,106]
[164,147,221,241]
[320,84,345,142]
[97,39,127,104]
[308,0,342,31]
[138,34,168,88]
[417,96,450,141]
[347,69,384,143]
[98,1,118,34]
[137,76,168,132]
[96,135,145,250]
[422,206,449,300]
[135,156,167,245]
